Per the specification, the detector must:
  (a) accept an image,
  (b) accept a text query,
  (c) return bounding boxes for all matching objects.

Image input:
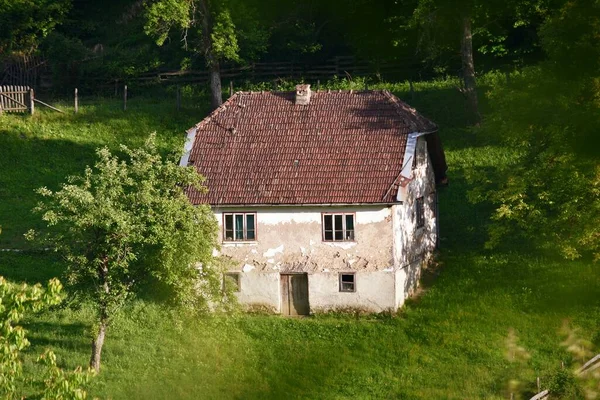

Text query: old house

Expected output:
[181,84,447,315]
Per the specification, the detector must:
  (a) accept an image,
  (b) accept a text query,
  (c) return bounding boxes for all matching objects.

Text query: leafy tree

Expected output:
[0,277,62,396]
[38,349,94,400]
[0,276,93,399]
[30,135,220,372]
[410,0,556,123]
[0,0,71,54]
[471,0,600,261]
[144,0,268,109]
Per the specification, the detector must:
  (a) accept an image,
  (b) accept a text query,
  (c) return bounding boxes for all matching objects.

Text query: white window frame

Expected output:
[322,213,355,242]
[223,212,257,242]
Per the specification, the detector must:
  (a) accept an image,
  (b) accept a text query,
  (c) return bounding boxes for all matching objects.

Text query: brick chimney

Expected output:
[295,84,311,105]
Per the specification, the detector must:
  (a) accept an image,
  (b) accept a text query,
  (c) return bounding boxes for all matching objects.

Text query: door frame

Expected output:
[279,272,310,316]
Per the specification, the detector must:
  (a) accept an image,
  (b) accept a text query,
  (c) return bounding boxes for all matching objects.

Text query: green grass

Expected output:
[0,80,598,399]
[0,94,209,248]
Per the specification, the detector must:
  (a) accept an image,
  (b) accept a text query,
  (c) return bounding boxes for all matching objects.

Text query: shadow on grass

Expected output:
[24,320,91,352]
[0,134,99,248]
[0,253,65,284]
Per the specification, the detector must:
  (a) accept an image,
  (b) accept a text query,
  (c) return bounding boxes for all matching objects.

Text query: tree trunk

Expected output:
[90,259,110,373]
[199,0,223,110]
[460,15,480,124]
[90,320,107,373]
[209,62,223,110]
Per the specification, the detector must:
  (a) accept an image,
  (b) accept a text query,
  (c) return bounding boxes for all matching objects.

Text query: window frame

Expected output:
[415,196,425,229]
[321,212,356,242]
[222,212,257,242]
[339,272,356,292]
[223,272,241,292]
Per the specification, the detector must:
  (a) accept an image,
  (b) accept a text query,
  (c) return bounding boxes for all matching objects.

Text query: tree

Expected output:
[144,0,268,109]
[0,0,71,54]
[470,0,600,261]
[410,0,555,123]
[30,135,220,372]
[0,276,93,399]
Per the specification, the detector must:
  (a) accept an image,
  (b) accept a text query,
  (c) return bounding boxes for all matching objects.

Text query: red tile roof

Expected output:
[185,90,437,205]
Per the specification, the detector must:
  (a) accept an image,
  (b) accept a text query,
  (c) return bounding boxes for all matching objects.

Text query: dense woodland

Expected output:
[0,0,568,98]
[0,0,599,399]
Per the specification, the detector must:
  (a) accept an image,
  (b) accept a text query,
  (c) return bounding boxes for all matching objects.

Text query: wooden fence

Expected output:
[0,55,48,88]
[526,352,600,400]
[134,56,420,85]
[0,85,33,114]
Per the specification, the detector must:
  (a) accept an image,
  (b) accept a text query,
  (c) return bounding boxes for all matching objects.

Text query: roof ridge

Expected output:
[233,89,387,95]
[381,90,438,132]
[193,92,242,130]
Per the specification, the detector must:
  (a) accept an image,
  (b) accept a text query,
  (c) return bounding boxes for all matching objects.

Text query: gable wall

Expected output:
[393,136,438,308]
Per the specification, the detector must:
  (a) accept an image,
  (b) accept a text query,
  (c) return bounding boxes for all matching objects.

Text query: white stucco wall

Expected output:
[392,137,437,307]
[309,270,396,313]
[235,272,281,312]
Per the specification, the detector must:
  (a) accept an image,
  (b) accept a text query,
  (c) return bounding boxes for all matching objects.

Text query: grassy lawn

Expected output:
[0,82,598,399]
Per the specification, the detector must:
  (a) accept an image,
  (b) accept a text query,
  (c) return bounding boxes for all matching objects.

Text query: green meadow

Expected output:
[0,80,597,399]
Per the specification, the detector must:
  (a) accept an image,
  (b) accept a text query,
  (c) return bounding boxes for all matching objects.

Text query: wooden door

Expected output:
[280,274,310,316]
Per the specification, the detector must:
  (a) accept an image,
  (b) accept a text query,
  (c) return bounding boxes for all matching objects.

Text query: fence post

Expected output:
[537,377,540,392]
[317,79,320,91]
[176,85,181,111]
[29,88,34,115]
[409,80,415,99]
[229,81,233,97]
[123,85,127,111]
[74,88,79,113]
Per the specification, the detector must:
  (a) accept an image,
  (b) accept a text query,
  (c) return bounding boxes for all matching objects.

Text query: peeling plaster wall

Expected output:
[212,137,438,313]
[235,272,280,312]
[309,271,396,313]
[393,137,437,308]
[214,206,394,273]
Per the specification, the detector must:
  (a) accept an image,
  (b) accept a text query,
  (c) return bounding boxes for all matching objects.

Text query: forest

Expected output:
[0,0,599,399]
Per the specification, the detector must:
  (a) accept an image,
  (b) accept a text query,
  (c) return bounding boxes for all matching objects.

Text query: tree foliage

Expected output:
[144,0,267,65]
[471,0,600,261]
[30,134,220,371]
[0,277,93,399]
[0,0,71,53]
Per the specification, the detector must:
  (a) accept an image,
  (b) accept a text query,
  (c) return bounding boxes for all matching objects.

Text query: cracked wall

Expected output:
[214,206,394,273]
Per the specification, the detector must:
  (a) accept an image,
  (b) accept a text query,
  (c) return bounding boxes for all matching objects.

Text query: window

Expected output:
[416,196,425,229]
[224,212,256,241]
[223,272,241,292]
[322,213,355,241]
[339,273,356,292]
